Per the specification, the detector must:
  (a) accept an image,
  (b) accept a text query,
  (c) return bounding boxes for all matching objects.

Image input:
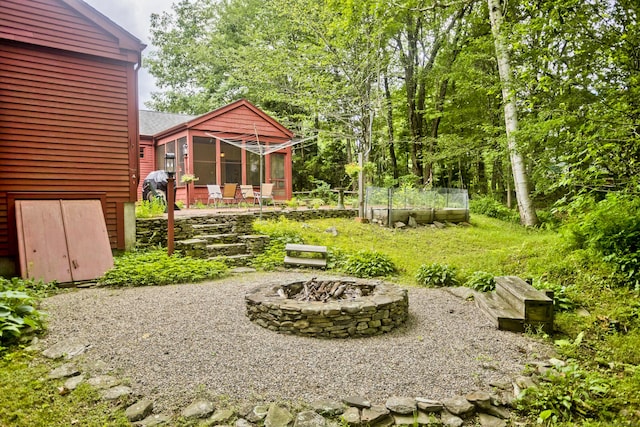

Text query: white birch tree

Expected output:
[487,0,539,226]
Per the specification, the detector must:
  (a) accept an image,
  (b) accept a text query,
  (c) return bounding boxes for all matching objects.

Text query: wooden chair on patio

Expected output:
[240,185,257,206]
[222,183,238,207]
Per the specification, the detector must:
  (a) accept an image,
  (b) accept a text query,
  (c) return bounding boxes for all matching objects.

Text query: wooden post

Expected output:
[167,176,175,256]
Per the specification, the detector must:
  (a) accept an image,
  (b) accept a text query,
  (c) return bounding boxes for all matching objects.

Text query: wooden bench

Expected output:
[284,243,327,268]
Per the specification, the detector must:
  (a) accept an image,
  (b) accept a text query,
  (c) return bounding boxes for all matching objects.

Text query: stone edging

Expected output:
[34,335,566,426]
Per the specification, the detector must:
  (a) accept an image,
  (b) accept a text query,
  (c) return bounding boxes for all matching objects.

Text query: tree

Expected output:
[487,0,539,226]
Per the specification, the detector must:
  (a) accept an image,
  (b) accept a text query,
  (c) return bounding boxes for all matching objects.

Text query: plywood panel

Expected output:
[61,200,113,281]
[16,200,72,283]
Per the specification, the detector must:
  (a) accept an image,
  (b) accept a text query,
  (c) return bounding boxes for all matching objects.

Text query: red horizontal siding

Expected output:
[0,0,131,62]
[0,41,133,256]
[193,107,288,137]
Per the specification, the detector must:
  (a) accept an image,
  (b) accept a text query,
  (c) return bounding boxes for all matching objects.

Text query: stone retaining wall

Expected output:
[245,280,408,338]
[136,208,357,249]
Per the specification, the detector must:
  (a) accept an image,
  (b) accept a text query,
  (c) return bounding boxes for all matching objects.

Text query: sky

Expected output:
[83,0,176,109]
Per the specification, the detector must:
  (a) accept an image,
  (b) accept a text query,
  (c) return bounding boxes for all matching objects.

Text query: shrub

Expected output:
[416,263,460,287]
[0,278,47,350]
[561,193,640,289]
[99,249,228,287]
[341,250,396,278]
[465,271,495,292]
[135,198,166,218]
[534,281,575,312]
[469,195,519,222]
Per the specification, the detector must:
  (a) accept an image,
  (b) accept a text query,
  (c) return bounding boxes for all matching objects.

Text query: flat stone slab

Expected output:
[101,385,133,400]
[385,396,416,414]
[264,403,293,427]
[134,414,172,426]
[42,338,90,360]
[343,395,371,409]
[87,375,119,389]
[341,407,360,426]
[440,410,463,427]
[478,413,507,427]
[210,409,235,424]
[126,398,154,422]
[294,410,326,427]
[415,398,442,412]
[182,399,215,419]
[361,405,390,424]
[311,399,344,416]
[48,363,79,379]
[64,374,85,390]
[442,396,474,417]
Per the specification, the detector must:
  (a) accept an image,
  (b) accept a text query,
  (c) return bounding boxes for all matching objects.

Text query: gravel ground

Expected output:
[41,272,551,413]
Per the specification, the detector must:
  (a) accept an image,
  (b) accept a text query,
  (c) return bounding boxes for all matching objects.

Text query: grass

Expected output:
[1,214,638,426]
[0,351,130,426]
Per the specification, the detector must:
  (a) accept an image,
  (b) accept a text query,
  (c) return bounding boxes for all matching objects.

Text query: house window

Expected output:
[155,140,176,170]
[139,148,145,158]
[177,136,187,185]
[246,150,263,186]
[193,136,216,185]
[221,141,241,184]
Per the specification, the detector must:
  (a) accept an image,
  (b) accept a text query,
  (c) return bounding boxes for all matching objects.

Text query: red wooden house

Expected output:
[0,0,145,276]
[139,99,294,204]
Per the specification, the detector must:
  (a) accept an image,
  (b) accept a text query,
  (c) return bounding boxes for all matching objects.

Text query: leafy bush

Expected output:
[534,281,575,312]
[416,263,460,287]
[469,195,519,222]
[99,249,228,286]
[465,271,495,292]
[341,250,396,278]
[0,280,47,350]
[562,193,640,289]
[517,362,616,424]
[135,198,166,218]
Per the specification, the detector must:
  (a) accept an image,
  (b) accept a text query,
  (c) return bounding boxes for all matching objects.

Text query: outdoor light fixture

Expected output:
[165,152,176,256]
[165,152,176,177]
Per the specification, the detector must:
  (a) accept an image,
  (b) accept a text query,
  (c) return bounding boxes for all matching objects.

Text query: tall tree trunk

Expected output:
[383,74,399,181]
[487,0,539,226]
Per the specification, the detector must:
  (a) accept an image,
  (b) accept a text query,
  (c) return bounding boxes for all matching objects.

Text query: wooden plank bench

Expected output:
[284,243,327,268]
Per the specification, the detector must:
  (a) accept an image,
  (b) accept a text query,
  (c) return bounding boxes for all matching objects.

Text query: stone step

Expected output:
[495,276,553,322]
[192,223,234,233]
[213,253,253,266]
[206,242,247,256]
[475,292,525,333]
[195,233,238,244]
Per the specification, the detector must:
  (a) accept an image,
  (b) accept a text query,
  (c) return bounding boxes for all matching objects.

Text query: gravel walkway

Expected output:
[41,272,550,413]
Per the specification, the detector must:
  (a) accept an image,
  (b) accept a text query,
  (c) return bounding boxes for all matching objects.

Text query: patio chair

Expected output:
[222,183,238,206]
[258,183,275,206]
[206,184,223,207]
[240,185,257,206]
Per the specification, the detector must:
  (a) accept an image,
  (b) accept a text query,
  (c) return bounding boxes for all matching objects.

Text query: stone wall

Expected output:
[136,208,357,249]
[245,280,408,338]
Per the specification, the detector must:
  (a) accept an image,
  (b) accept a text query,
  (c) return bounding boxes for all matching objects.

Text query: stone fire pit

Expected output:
[245,278,408,338]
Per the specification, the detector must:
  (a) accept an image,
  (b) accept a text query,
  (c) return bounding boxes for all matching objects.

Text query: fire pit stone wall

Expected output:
[245,279,408,338]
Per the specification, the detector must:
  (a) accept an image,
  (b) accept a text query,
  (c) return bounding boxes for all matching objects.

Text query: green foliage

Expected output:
[135,199,166,218]
[340,250,396,278]
[415,263,460,287]
[252,217,304,270]
[517,362,617,425]
[465,271,495,292]
[469,195,519,222]
[309,179,333,202]
[562,193,640,289]
[534,281,575,312]
[99,249,228,287]
[0,291,44,349]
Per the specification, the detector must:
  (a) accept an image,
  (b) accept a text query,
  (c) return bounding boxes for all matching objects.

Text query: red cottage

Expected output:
[139,99,294,205]
[0,0,145,276]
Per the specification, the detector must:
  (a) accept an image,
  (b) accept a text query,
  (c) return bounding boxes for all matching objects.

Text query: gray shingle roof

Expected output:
[139,110,198,136]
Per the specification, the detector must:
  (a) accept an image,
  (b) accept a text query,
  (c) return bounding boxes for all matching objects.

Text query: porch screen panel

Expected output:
[270,153,286,197]
[221,141,241,184]
[193,137,216,185]
[246,150,263,186]
[177,137,187,185]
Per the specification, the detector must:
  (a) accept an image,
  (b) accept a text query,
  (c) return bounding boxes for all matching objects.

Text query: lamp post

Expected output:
[165,152,176,256]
